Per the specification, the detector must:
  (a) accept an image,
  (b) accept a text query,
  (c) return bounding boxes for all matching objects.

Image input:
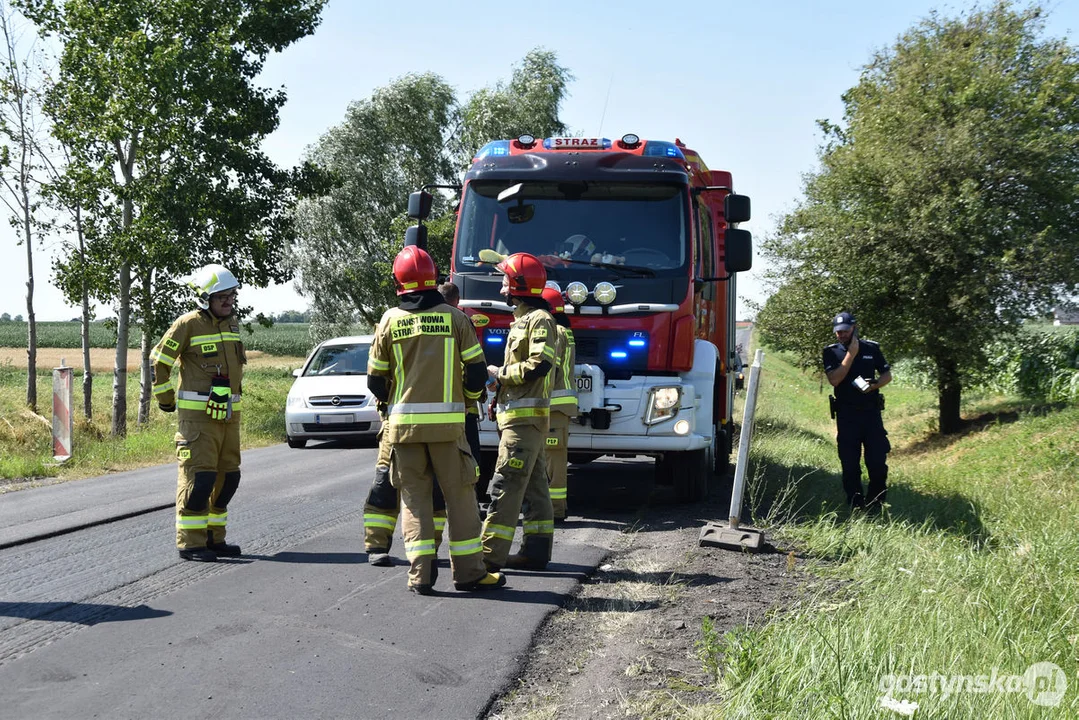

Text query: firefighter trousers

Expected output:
[482,424,554,569]
[390,436,486,589]
[174,418,241,550]
[363,431,445,553]
[546,421,569,519]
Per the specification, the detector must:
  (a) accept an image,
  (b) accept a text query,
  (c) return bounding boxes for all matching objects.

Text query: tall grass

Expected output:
[0,361,299,484]
[0,320,319,357]
[702,350,1078,718]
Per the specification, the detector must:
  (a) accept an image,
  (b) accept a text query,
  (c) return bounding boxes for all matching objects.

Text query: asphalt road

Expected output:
[0,442,655,719]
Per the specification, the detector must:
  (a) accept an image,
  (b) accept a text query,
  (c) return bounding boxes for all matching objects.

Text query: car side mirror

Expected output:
[292,368,302,377]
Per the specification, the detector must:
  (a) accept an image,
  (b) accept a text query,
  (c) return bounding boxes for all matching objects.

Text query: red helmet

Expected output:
[392,246,438,295]
[541,286,565,314]
[496,252,546,298]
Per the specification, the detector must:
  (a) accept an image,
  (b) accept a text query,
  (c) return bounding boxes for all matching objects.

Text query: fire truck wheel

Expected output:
[657,450,708,503]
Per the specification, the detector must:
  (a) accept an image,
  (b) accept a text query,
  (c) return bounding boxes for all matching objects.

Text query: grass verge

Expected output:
[0,355,303,486]
[703,349,1078,718]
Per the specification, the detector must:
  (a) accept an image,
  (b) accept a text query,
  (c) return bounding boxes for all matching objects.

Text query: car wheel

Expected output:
[287,436,307,449]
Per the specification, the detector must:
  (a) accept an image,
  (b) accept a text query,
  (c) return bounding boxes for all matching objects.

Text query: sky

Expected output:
[1,0,1077,321]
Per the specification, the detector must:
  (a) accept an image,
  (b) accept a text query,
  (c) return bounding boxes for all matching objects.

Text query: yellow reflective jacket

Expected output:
[495,304,557,431]
[549,326,577,428]
[151,309,245,422]
[368,303,486,444]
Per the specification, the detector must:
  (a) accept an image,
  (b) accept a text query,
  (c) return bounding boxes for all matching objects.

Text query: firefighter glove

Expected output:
[159,403,176,413]
[207,378,231,420]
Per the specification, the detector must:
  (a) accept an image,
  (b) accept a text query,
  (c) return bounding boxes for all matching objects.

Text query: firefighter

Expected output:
[361,400,447,566]
[367,246,505,594]
[439,280,486,504]
[152,264,246,562]
[481,252,558,571]
[541,285,576,521]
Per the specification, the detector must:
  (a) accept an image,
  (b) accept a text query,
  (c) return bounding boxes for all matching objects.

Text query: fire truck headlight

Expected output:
[645,386,681,425]
[566,282,588,305]
[593,282,617,305]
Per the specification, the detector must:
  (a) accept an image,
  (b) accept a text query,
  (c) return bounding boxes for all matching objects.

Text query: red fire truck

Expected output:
[406,134,751,502]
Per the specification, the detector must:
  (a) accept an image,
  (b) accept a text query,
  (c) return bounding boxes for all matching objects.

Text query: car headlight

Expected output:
[645,386,681,425]
[286,394,305,408]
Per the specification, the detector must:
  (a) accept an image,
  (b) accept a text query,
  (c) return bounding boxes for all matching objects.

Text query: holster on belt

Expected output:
[829,395,837,419]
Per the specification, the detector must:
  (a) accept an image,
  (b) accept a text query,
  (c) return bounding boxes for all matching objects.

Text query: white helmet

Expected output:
[188,263,240,309]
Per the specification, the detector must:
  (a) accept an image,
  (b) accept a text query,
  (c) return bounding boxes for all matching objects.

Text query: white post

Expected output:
[728,348,764,528]
[52,360,74,463]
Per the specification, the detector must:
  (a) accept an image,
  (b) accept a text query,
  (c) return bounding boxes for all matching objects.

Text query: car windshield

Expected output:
[304,343,370,376]
[454,181,688,277]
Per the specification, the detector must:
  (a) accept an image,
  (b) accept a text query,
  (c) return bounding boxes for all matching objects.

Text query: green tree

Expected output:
[449,48,573,172]
[0,2,45,411]
[290,72,457,338]
[20,0,327,435]
[290,49,572,338]
[758,2,1079,433]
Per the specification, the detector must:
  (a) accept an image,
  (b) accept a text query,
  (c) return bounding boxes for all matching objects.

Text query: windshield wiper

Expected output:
[552,257,656,278]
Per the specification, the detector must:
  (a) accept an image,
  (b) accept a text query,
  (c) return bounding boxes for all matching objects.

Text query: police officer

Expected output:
[541,285,576,521]
[823,312,892,512]
[481,252,558,571]
[152,264,246,561]
[367,246,505,594]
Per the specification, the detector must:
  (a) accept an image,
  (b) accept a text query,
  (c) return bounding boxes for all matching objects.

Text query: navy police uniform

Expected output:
[823,338,891,508]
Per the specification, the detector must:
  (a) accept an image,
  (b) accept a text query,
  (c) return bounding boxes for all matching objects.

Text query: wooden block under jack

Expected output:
[698,522,765,551]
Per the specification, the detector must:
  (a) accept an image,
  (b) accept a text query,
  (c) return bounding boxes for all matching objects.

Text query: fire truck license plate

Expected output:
[575,375,592,392]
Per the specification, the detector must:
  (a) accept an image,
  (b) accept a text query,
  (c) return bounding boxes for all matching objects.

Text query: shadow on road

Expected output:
[240,551,367,564]
[0,601,171,625]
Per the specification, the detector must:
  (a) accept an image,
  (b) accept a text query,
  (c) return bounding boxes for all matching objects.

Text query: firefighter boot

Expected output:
[454,571,507,592]
[207,540,242,557]
[505,535,553,570]
[178,547,218,562]
[409,564,438,596]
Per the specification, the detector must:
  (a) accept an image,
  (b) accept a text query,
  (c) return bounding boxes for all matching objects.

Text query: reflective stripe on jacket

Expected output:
[368,303,485,444]
[549,326,577,421]
[151,309,246,422]
[495,305,557,431]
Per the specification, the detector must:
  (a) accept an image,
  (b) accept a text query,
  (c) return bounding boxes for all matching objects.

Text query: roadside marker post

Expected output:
[52,360,73,463]
[699,348,766,551]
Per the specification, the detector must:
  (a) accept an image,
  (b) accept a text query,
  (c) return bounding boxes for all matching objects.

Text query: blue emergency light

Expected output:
[486,336,504,344]
[474,140,511,160]
[628,339,647,348]
[642,141,685,159]
[610,351,628,360]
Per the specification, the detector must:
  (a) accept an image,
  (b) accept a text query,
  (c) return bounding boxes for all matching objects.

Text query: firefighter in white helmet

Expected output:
[367,246,505,594]
[151,264,246,562]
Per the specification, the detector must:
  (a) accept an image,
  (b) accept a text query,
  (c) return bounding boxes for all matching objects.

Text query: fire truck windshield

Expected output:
[454,181,688,278]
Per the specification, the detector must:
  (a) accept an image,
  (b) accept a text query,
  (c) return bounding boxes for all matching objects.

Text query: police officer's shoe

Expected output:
[504,554,548,570]
[178,547,218,562]
[367,549,392,567]
[454,572,507,592]
[207,541,242,557]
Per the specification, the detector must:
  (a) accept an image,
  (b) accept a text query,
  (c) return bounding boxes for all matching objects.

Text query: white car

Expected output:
[285,335,382,448]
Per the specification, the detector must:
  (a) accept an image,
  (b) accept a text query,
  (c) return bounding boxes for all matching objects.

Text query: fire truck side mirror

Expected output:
[725,228,753,273]
[408,190,433,220]
[725,194,751,224]
[404,224,428,250]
